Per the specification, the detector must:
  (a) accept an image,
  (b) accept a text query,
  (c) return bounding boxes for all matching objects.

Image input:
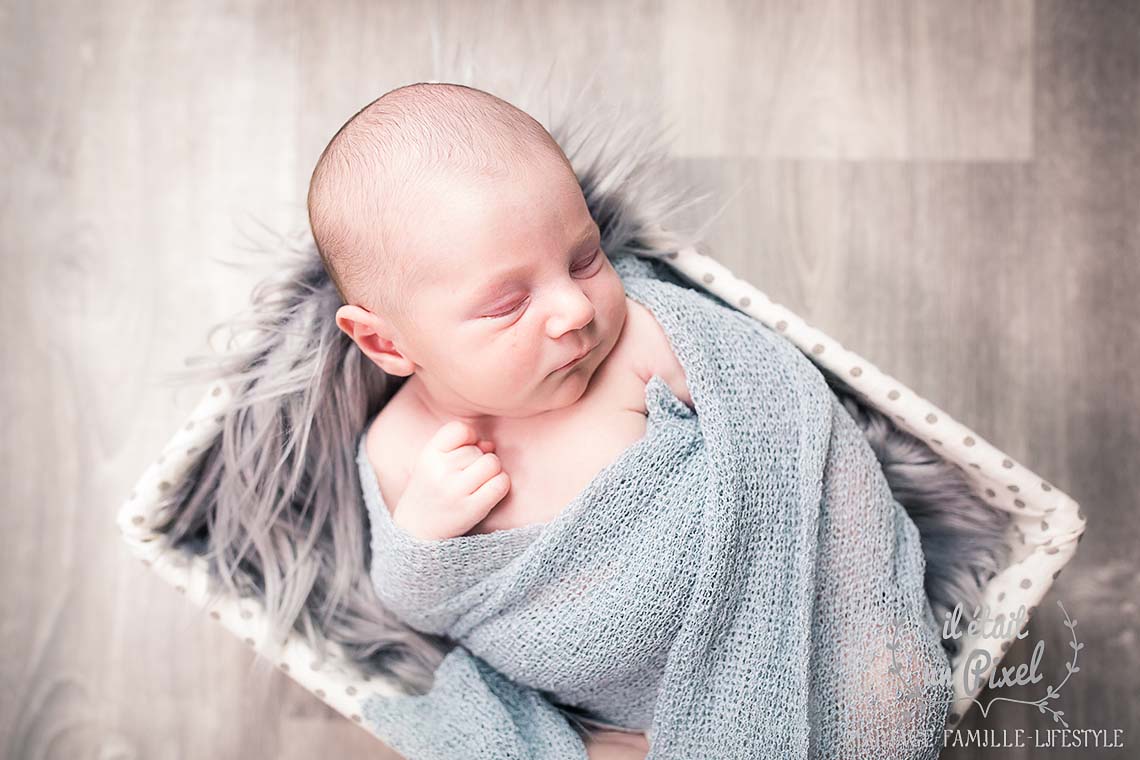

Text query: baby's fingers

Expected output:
[428,420,480,453]
[464,471,511,518]
[459,452,504,494]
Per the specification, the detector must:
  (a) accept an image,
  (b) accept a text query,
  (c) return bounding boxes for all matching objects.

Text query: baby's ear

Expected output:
[335,304,416,377]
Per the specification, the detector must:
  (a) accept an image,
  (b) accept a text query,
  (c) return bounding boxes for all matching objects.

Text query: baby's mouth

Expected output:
[553,344,594,372]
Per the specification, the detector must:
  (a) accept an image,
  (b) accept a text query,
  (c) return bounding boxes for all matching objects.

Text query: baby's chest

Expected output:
[369,364,653,537]
[470,397,650,535]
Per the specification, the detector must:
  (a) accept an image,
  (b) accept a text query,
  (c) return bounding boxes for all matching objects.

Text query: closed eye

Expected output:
[484,249,603,319]
[572,249,602,275]
[487,298,527,319]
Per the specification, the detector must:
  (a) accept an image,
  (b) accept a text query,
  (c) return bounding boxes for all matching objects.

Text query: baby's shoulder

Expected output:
[364,384,422,513]
[623,297,693,409]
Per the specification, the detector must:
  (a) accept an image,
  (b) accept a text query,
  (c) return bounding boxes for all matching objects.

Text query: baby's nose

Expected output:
[547,286,595,335]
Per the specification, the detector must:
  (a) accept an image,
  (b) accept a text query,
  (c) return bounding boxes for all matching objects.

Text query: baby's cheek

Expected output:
[605,286,630,333]
[479,348,527,385]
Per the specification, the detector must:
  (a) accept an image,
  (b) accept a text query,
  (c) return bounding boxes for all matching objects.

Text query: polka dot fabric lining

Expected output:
[116,246,1086,737]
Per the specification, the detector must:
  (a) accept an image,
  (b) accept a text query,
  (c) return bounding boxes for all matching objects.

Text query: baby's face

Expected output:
[389,154,627,419]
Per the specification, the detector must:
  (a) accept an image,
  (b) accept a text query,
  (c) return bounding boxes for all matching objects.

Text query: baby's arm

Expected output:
[584,730,650,760]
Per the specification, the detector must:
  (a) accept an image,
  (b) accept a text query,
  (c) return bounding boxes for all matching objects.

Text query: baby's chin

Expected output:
[543,345,610,409]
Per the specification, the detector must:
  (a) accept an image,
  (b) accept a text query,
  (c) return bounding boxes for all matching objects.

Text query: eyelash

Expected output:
[487,250,602,318]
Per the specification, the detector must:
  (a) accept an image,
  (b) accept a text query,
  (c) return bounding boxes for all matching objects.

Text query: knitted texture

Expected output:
[356,251,952,758]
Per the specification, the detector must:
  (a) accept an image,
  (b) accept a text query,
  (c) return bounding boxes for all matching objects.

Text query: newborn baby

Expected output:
[308,83,950,760]
[309,83,691,542]
[308,82,685,756]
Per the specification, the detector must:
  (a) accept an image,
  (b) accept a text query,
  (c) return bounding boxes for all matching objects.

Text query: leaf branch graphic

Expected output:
[885,615,939,704]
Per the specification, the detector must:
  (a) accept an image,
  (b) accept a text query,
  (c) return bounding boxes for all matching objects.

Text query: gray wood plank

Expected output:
[2,0,1136,758]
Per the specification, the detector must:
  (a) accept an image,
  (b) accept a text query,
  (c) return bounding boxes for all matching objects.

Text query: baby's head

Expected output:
[307,83,628,421]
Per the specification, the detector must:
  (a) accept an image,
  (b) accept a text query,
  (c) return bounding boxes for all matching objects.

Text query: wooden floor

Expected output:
[2,1,1137,758]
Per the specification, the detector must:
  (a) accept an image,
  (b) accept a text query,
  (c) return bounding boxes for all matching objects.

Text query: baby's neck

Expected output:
[401,374,568,437]
[404,375,514,432]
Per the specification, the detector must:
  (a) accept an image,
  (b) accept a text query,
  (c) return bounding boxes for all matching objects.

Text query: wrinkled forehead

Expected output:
[398,157,595,300]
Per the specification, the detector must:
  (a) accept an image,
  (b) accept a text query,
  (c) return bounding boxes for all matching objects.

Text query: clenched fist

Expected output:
[392,420,511,540]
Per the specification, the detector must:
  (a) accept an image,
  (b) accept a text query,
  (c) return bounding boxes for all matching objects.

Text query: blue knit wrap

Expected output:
[356,252,952,759]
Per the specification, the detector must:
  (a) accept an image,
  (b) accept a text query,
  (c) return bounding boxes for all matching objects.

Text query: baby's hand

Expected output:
[392,421,510,540]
